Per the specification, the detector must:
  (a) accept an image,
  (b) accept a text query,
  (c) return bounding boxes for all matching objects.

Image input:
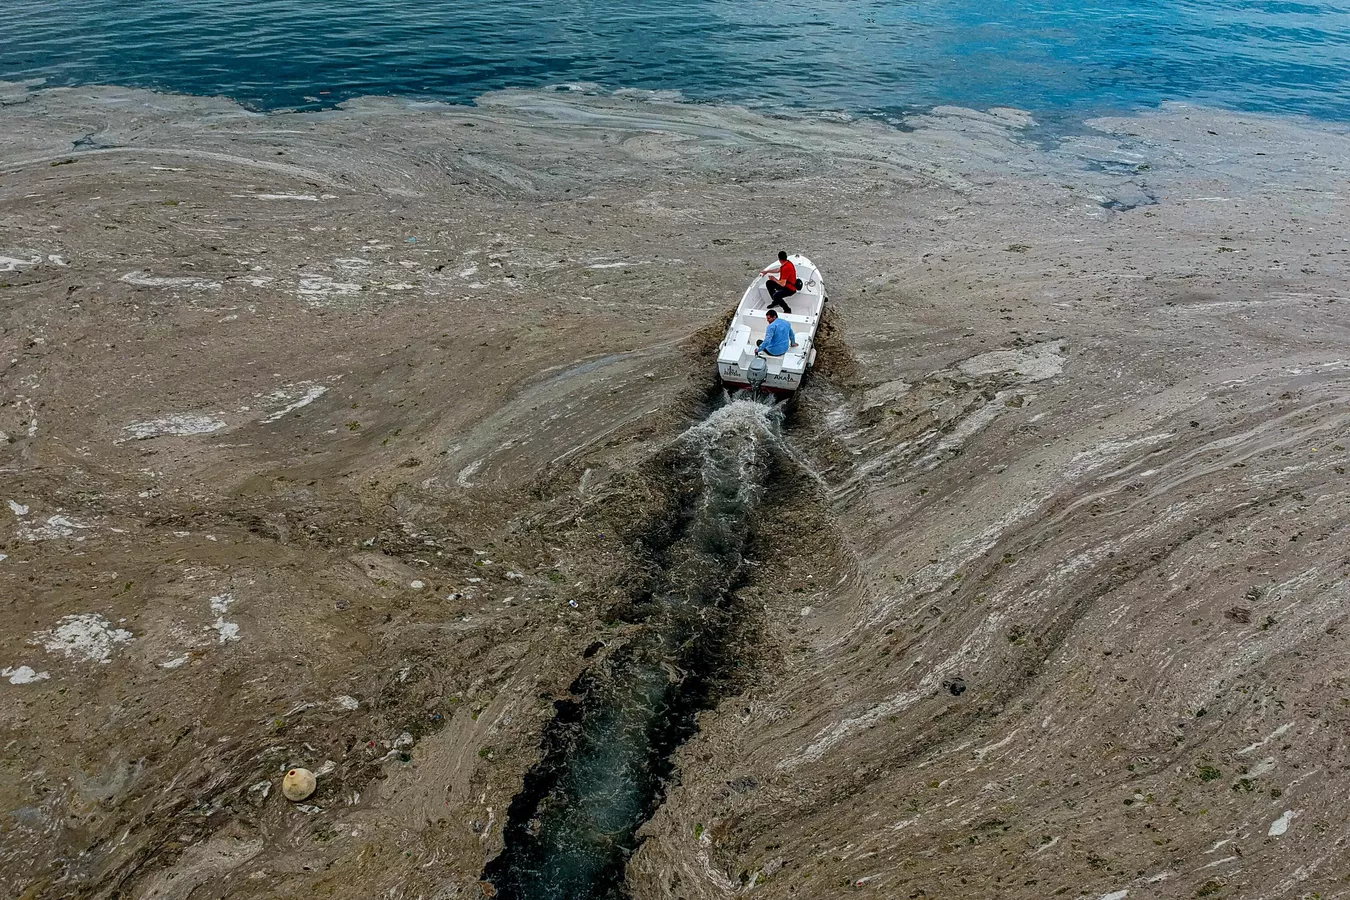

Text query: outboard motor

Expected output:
[746,355,768,401]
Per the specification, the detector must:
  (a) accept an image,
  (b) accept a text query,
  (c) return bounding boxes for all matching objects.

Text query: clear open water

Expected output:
[3,0,1349,121]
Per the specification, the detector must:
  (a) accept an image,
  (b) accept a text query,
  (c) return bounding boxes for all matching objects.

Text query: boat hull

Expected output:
[715,255,825,398]
[717,363,803,394]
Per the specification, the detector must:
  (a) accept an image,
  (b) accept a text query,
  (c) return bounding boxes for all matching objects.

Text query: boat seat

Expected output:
[751,310,811,328]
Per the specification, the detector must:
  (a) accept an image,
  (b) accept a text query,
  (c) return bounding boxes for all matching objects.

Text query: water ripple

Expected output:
[2,0,1348,119]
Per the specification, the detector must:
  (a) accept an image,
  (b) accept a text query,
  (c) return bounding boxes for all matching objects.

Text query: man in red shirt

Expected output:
[761,250,800,313]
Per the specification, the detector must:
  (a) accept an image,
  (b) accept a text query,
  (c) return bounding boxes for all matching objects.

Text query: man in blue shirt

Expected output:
[756,309,797,357]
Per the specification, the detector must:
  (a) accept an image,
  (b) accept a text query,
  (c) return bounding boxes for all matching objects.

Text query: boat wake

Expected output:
[483,400,782,899]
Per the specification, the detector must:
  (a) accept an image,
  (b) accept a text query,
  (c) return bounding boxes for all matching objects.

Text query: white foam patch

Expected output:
[1246,757,1276,778]
[0,255,41,272]
[586,260,646,270]
[916,391,1010,470]
[456,459,484,487]
[1064,432,1173,480]
[8,500,29,516]
[209,593,240,644]
[297,275,361,304]
[120,271,222,290]
[1268,809,1298,837]
[3,665,50,685]
[258,384,328,423]
[38,614,133,663]
[958,339,1065,382]
[160,655,190,669]
[333,695,359,711]
[252,193,320,201]
[1237,721,1293,755]
[122,414,227,440]
[861,379,913,410]
[20,515,92,541]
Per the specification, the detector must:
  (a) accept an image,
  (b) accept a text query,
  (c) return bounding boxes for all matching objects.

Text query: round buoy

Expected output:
[282,767,317,802]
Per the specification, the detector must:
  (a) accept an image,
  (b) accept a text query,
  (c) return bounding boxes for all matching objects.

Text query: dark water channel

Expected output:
[483,399,781,899]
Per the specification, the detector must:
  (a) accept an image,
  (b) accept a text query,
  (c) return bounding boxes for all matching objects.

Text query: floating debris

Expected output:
[283,768,317,802]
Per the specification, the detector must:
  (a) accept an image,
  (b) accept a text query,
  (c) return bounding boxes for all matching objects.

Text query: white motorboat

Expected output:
[716,254,825,396]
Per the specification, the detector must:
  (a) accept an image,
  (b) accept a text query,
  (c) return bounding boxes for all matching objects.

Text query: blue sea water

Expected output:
[2,0,1349,122]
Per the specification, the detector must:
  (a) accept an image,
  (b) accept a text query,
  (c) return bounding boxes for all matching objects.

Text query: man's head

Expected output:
[765,309,777,322]
[778,250,788,261]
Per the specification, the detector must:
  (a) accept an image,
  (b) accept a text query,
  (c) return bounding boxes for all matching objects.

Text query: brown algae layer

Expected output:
[0,80,1349,899]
